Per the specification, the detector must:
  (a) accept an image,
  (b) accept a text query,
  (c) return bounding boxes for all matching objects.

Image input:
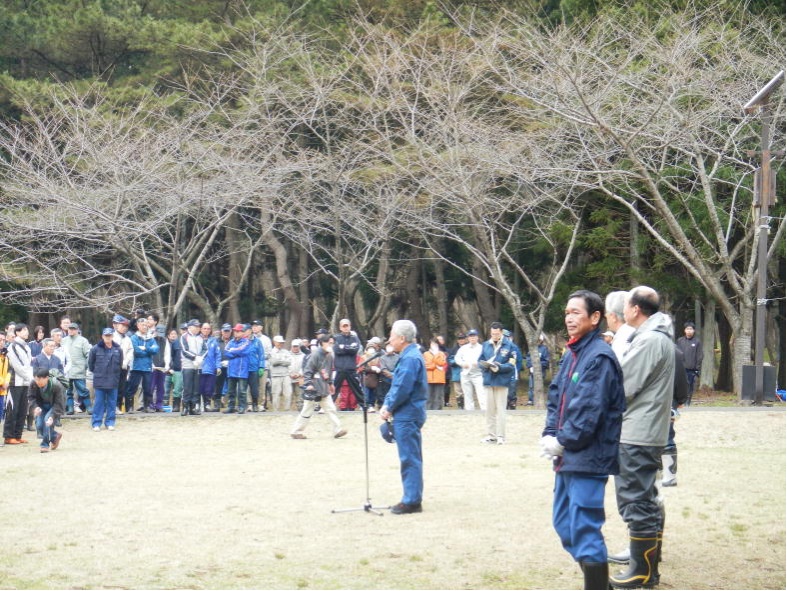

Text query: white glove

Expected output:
[372,366,381,373]
[539,435,564,460]
[221,360,229,368]
[490,362,499,373]
[45,416,54,427]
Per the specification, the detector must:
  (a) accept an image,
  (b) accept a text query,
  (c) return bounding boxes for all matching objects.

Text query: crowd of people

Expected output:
[0,311,552,449]
[1,285,700,586]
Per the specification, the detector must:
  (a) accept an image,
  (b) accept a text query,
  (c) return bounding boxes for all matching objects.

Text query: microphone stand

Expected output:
[332,350,390,516]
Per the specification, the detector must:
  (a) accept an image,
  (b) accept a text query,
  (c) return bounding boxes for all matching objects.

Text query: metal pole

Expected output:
[743,70,783,405]
[753,105,771,405]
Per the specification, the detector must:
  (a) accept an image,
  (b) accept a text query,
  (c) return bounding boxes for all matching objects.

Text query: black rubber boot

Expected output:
[609,532,660,589]
[189,403,201,416]
[173,398,181,413]
[180,400,189,416]
[581,562,610,590]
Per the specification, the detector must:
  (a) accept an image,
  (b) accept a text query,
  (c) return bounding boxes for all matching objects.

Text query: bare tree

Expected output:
[480,7,785,396]
[344,22,583,404]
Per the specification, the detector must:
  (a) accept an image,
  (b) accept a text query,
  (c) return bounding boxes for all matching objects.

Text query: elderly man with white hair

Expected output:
[380,320,429,515]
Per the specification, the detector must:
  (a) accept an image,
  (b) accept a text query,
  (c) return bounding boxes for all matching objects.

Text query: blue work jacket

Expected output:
[543,329,625,475]
[383,343,428,423]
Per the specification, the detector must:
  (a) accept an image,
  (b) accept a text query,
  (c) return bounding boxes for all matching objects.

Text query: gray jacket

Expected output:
[62,334,91,379]
[303,347,333,399]
[619,312,675,447]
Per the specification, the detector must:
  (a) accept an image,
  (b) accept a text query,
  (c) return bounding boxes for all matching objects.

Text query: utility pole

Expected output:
[743,70,784,405]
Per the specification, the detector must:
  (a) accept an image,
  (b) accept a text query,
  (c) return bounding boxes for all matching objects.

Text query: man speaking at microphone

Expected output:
[379,320,428,515]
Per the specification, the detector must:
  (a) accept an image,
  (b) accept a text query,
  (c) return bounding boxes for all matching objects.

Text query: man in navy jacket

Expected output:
[541,290,625,590]
[88,328,123,431]
[478,322,516,444]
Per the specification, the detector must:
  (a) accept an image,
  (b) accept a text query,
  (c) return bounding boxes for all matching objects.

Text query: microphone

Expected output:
[356,349,384,369]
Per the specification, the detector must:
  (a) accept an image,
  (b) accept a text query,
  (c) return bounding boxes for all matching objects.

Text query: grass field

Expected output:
[0,406,784,590]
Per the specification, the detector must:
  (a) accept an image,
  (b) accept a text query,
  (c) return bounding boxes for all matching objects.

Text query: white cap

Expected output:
[273,335,285,343]
[291,339,302,347]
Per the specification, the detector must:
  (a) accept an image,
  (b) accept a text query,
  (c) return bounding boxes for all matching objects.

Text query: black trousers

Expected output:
[614,443,663,532]
[334,370,365,407]
[3,386,27,440]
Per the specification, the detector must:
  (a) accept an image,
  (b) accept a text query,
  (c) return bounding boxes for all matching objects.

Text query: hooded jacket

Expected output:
[88,341,123,389]
[62,333,91,379]
[479,337,517,388]
[543,328,625,475]
[619,312,676,447]
[224,337,251,379]
[129,333,160,372]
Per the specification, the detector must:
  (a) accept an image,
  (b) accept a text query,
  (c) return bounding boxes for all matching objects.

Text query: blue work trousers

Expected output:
[67,378,91,412]
[393,418,425,505]
[553,472,609,563]
[92,388,118,428]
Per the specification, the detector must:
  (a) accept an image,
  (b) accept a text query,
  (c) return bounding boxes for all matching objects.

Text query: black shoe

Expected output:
[180,404,189,416]
[390,502,422,515]
[222,408,235,414]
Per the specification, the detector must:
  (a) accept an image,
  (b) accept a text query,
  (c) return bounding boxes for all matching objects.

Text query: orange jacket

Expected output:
[423,350,448,384]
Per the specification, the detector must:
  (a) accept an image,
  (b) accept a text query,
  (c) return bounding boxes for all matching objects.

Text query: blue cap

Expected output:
[187,319,200,327]
[467,329,479,336]
[221,323,232,331]
[112,314,129,325]
[179,322,188,330]
[102,327,114,336]
[379,421,395,443]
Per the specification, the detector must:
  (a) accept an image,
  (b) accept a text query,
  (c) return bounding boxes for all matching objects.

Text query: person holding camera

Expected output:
[290,334,347,439]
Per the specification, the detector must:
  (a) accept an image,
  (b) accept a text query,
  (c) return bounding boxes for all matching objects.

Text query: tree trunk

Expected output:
[716,311,733,392]
[470,257,497,330]
[700,298,716,389]
[225,212,243,324]
[261,217,304,344]
[405,258,430,341]
[433,253,449,339]
[298,247,311,337]
[732,304,753,401]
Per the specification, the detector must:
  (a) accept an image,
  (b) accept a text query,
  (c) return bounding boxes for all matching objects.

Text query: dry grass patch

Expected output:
[0,408,783,589]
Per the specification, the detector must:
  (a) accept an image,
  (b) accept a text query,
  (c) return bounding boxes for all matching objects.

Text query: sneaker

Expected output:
[480,436,497,444]
[51,432,63,451]
[291,433,307,439]
[390,502,422,515]
[497,437,505,445]
[107,425,115,431]
[74,406,83,414]
[116,408,124,415]
[92,426,100,432]
[662,479,677,487]
[334,429,348,439]
[526,401,534,406]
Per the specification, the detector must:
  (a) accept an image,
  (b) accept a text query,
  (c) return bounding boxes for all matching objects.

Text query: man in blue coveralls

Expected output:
[540,290,626,590]
[379,319,428,515]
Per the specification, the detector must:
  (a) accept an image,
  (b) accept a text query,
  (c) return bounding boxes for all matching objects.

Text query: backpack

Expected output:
[49,368,69,390]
